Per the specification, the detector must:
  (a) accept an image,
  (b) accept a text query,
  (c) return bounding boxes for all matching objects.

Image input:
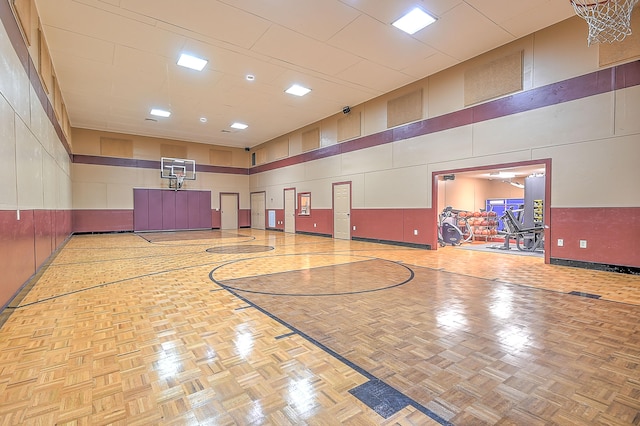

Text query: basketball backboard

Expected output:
[161,157,196,180]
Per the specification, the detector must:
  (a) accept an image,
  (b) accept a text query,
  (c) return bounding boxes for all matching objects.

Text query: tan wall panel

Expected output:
[428,68,465,118]
[210,149,232,166]
[53,76,63,120]
[302,128,320,152]
[38,29,53,94]
[255,147,267,165]
[160,144,188,159]
[387,89,423,128]
[532,17,598,87]
[268,137,289,162]
[100,137,133,158]
[485,179,524,200]
[464,51,523,106]
[13,0,33,45]
[599,7,640,67]
[337,111,361,142]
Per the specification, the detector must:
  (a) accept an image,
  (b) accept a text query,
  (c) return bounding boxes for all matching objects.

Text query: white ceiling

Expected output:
[35,0,576,149]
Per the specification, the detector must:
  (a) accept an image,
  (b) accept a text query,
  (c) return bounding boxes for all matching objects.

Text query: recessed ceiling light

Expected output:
[392,7,436,35]
[246,74,255,81]
[177,53,208,71]
[150,108,171,118]
[230,122,248,130]
[285,84,311,96]
[200,117,207,123]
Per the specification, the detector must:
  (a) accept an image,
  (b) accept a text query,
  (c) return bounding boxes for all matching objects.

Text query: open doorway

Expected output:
[433,160,550,263]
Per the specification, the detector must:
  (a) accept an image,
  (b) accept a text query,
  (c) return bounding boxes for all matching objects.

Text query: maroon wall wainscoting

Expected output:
[239,209,251,228]
[351,208,433,246]
[73,210,134,233]
[0,209,72,309]
[295,209,332,235]
[550,207,640,267]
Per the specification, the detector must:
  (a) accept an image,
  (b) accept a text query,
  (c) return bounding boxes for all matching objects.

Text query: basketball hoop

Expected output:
[170,172,185,190]
[570,0,639,45]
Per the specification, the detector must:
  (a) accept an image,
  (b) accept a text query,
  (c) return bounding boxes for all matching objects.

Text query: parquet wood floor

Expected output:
[0,230,638,425]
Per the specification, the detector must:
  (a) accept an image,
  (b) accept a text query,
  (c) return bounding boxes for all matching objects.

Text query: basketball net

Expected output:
[571,0,639,45]
[171,173,185,190]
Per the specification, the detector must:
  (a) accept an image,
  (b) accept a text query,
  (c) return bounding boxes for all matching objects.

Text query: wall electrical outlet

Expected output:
[352,225,356,231]
[557,239,563,247]
[414,229,418,235]
[16,210,20,221]
[579,240,587,249]
[314,223,317,228]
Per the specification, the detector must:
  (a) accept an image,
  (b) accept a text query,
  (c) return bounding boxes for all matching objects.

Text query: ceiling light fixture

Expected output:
[489,172,516,179]
[505,181,525,189]
[246,74,255,81]
[230,122,248,130]
[392,7,437,35]
[200,117,207,123]
[285,84,311,96]
[177,53,208,71]
[150,108,171,118]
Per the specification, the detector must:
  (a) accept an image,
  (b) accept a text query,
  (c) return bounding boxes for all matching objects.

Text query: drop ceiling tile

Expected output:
[219,0,360,42]
[329,14,437,71]
[251,25,361,77]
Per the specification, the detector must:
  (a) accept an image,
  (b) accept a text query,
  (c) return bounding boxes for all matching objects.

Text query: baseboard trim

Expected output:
[550,258,639,275]
[352,237,431,250]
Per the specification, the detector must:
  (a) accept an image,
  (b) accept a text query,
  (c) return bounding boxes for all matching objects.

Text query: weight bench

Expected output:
[500,209,544,252]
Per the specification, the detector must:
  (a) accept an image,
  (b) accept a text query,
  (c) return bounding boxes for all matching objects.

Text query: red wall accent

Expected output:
[0,209,72,310]
[239,209,250,227]
[0,210,36,308]
[550,207,640,267]
[212,209,221,228]
[295,209,332,235]
[72,210,134,233]
[351,208,433,245]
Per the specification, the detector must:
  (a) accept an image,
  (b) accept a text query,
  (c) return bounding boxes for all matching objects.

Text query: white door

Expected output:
[220,193,238,230]
[284,188,296,234]
[333,183,351,240]
[250,192,265,230]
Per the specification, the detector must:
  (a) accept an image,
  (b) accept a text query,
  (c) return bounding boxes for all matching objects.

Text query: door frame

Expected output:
[432,159,551,264]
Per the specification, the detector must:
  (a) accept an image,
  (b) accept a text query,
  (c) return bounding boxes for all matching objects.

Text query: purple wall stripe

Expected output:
[72,155,249,175]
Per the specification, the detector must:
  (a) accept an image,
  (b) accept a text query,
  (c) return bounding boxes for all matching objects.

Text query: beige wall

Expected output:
[71,129,251,209]
[0,16,71,212]
[249,17,640,211]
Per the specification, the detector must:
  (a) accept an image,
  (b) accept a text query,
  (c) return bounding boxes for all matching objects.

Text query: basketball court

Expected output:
[1,230,638,424]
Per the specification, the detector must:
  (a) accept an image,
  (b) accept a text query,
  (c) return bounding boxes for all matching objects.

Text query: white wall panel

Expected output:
[304,156,342,181]
[472,93,614,157]
[0,24,30,124]
[534,135,640,207]
[15,120,44,209]
[341,144,392,175]
[42,152,58,209]
[615,85,640,136]
[73,182,107,209]
[392,125,473,168]
[363,166,429,208]
[0,94,17,210]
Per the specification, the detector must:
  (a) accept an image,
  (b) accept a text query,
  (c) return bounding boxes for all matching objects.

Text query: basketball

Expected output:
[473,212,481,217]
